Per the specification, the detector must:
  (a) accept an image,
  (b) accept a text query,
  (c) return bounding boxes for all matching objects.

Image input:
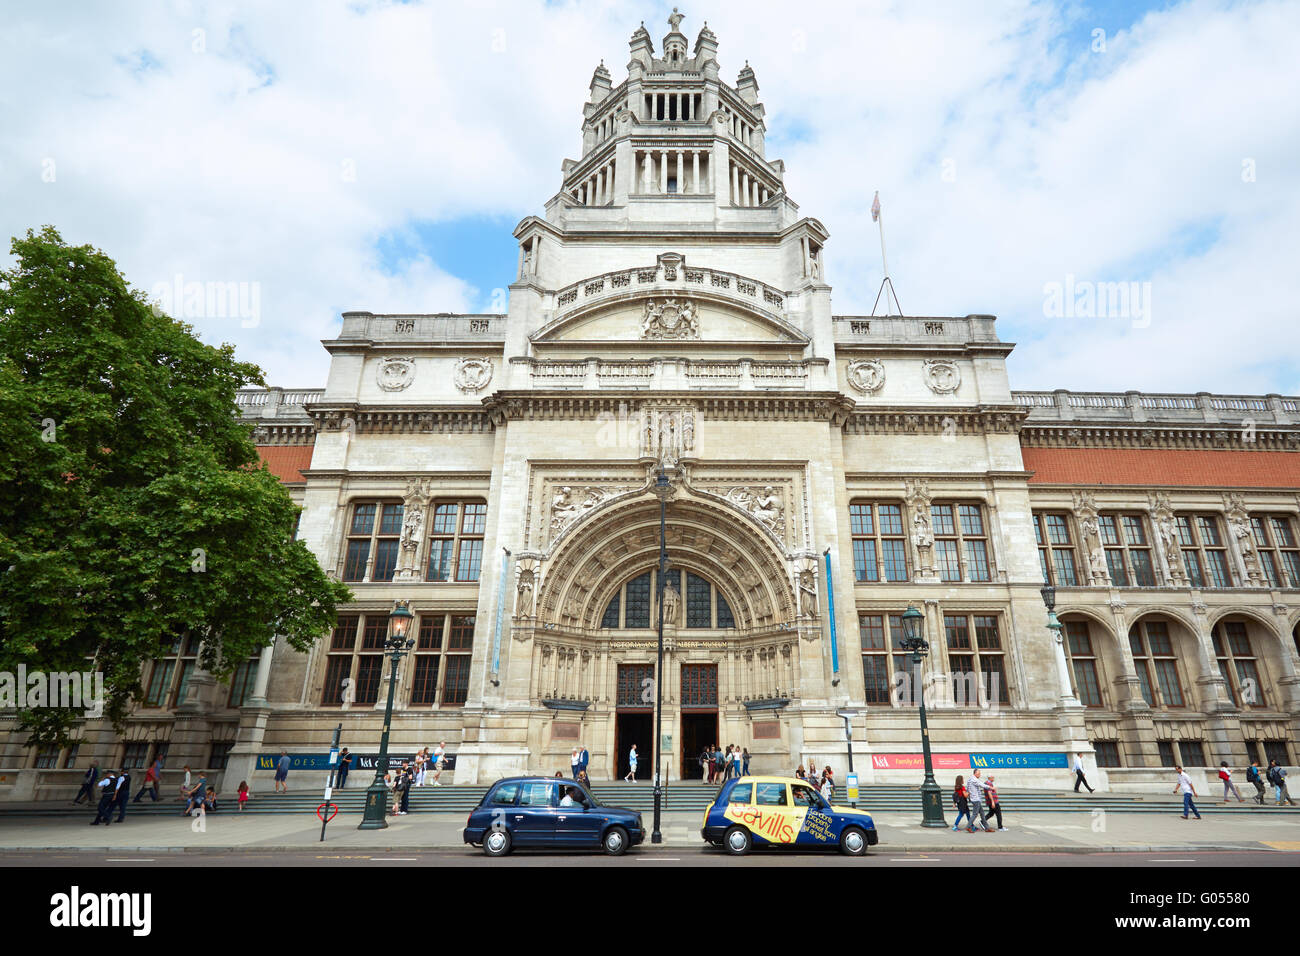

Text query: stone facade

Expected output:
[4,13,1299,799]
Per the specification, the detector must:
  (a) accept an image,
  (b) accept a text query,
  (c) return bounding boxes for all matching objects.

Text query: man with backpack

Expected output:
[1246,760,1266,804]
[1267,760,1295,806]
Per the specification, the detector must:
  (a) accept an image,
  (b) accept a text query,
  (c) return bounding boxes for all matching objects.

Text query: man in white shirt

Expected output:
[1173,765,1202,819]
[967,769,993,831]
[1073,753,1095,793]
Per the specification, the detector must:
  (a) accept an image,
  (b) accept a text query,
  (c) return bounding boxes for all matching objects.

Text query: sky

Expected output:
[1,0,1297,394]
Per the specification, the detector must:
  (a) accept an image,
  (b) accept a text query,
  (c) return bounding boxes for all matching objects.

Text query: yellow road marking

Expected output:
[1262,841,1300,850]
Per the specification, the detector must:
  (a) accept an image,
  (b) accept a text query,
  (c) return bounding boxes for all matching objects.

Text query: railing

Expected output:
[552,264,786,321]
[522,358,820,390]
[1012,390,1298,425]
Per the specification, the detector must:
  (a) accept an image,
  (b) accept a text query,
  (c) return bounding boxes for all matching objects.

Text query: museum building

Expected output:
[4,13,1299,798]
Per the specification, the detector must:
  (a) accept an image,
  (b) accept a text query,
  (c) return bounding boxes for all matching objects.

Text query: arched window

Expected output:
[600,570,735,629]
[1211,620,1265,708]
[1128,619,1185,708]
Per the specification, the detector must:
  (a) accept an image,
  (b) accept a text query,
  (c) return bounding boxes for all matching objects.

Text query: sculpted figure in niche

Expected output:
[516,569,535,617]
[798,569,818,617]
[1089,547,1108,584]
[912,508,933,549]
[661,582,680,626]
[401,505,423,552]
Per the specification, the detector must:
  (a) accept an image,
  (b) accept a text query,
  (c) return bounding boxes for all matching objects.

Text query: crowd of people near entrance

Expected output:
[71,758,233,824]
[381,742,450,814]
[700,744,750,782]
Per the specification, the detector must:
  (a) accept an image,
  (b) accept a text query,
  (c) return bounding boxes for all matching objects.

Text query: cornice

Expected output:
[310,405,493,435]
[248,422,316,446]
[845,405,1028,436]
[1020,424,1300,452]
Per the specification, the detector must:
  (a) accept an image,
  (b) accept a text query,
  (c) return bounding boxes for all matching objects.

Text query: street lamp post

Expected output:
[836,709,859,807]
[358,600,416,830]
[899,604,946,827]
[1041,585,1078,705]
[647,468,670,842]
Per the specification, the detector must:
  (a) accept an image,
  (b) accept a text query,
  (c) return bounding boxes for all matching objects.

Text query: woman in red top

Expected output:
[985,775,1005,830]
[952,775,973,831]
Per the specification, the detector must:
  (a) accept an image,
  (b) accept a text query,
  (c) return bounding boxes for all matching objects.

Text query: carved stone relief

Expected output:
[846,359,886,394]
[722,485,785,536]
[1149,492,1187,587]
[454,357,494,393]
[376,357,416,391]
[1224,492,1263,586]
[640,298,700,340]
[641,405,697,464]
[904,479,937,582]
[922,359,961,394]
[1073,490,1110,586]
[394,477,432,582]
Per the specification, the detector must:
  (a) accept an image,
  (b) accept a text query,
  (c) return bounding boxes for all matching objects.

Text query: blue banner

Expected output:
[969,752,1068,769]
[823,549,838,674]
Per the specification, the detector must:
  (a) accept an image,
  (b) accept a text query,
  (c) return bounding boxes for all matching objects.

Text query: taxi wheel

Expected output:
[483,828,512,857]
[839,826,868,857]
[603,826,629,856]
[724,826,752,855]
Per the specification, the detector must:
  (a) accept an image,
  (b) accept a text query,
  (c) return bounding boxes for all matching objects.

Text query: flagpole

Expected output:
[877,205,889,284]
[870,190,903,316]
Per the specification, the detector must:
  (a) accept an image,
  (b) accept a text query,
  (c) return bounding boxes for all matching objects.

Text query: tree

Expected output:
[0,226,351,746]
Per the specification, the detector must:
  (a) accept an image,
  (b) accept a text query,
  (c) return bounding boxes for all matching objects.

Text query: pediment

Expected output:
[535,297,804,346]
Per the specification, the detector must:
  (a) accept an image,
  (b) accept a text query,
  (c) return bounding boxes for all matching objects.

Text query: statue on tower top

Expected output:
[668,7,684,32]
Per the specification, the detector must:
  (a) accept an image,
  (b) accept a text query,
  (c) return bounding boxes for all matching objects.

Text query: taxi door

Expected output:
[724,780,801,845]
[789,781,838,847]
[511,781,560,846]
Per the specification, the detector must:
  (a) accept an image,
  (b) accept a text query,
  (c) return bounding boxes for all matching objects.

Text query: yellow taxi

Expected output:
[700,775,879,856]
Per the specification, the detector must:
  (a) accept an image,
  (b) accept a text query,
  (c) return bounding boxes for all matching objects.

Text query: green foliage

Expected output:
[0,226,351,744]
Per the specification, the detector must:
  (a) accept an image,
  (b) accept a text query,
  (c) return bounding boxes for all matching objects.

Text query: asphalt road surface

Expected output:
[4,848,1297,866]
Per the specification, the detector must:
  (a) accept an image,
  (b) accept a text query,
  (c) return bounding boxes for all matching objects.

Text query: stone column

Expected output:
[676,150,683,193]
[692,151,699,194]
[660,150,668,192]
[741,171,750,207]
[730,164,738,205]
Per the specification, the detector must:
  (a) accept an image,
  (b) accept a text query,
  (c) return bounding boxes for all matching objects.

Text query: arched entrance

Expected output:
[526,485,800,782]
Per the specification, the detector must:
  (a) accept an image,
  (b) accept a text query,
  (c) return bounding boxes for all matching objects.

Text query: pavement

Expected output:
[1,807,1296,855]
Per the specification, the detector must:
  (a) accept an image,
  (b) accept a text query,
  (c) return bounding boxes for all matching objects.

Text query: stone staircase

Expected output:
[5,781,1298,817]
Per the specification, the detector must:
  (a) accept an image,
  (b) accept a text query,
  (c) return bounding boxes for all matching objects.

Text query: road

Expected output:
[4,848,1296,867]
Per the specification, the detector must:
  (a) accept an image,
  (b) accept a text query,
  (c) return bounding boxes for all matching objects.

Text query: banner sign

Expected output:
[259,753,456,772]
[870,752,1066,771]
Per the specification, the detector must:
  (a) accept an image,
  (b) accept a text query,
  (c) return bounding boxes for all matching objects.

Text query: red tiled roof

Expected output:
[1021,446,1300,488]
[256,445,313,484]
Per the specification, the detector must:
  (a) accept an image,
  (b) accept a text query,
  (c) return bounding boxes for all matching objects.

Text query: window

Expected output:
[1128,620,1184,708]
[409,613,475,707]
[208,742,233,770]
[344,501,403,583]
[227,655,261,708]
[62,744,80,769]
[33,744,60,769]
[681,664,717,707]
[930,503,992,582]
[1211,620,1265,708]
[1063,620,1104,708]
[601,570,734,629]
[122,742,150,768]
[754,782,788,806]
[617,664,654,708]
[850,502,908,582]
[1262,740,1291,766]
[1177,514,1232,588]
[945,613,1010,705]
[424,500,486,582]
[1093,741,1122,768]
[859,612,915,706]
[518,782,557,807]
[1033,512,1078,586]
[728,783,753,804]
[1252,514,1300,588]
[1156,740,1177,767]
[490,782,520,805]
[323,611,430,707]
[1179,741,1206,767]
[143,635,200,709]
[1098,513,1156,587]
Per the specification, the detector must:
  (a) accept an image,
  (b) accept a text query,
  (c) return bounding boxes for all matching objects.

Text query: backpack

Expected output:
[1247,766,1259,783]
[1267,766,1281,785]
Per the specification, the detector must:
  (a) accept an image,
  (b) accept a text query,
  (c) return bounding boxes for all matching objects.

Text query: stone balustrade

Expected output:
[237,387,323,421]
[519,357,822,390]
[1013,389,1297,425]
[552,264,787,321]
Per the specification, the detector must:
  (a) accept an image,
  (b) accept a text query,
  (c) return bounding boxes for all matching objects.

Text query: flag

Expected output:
[871,191,881,222]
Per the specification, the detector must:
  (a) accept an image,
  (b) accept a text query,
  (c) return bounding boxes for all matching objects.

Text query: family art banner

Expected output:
[869,753,1068,770]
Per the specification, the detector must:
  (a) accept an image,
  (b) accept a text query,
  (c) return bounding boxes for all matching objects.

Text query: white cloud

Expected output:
[1,0,1296,393]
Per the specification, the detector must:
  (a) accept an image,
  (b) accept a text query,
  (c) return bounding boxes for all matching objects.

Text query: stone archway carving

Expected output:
[534,491,797,632]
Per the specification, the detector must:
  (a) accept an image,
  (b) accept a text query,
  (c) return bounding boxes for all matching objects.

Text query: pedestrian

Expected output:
[625,744,638,782]
[806,758,817,782]
[1218,762,1245,803]
[183,773,208,815]
[202,786,218,813]
[73,759,100,805]
[237,780,250,812]
[579,743,590,782]
[794,763,805,781]
[952,775,972,831]
[112,767,131,823]
[699,746,711,783]
[413,749,425,788]
[742,748,751,776]
[731,745,742,780]
[967,768,992,831]
[396,761,412,814]
[274,750,290,793]
[820,767,835,802]
[178,765,192,802]
[1072,752,1095,793]
[1173,764,1202,819]
[571,748,580,780]
[432,741,447,785]
[90,770,117,826]
[336,748,352,789]
[577,769,594,800]
[133,757,161,802]
[1268,760,1295,805]
[713,744,723,783]
[1246,760,1266,804]
[985,775,1006,830]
